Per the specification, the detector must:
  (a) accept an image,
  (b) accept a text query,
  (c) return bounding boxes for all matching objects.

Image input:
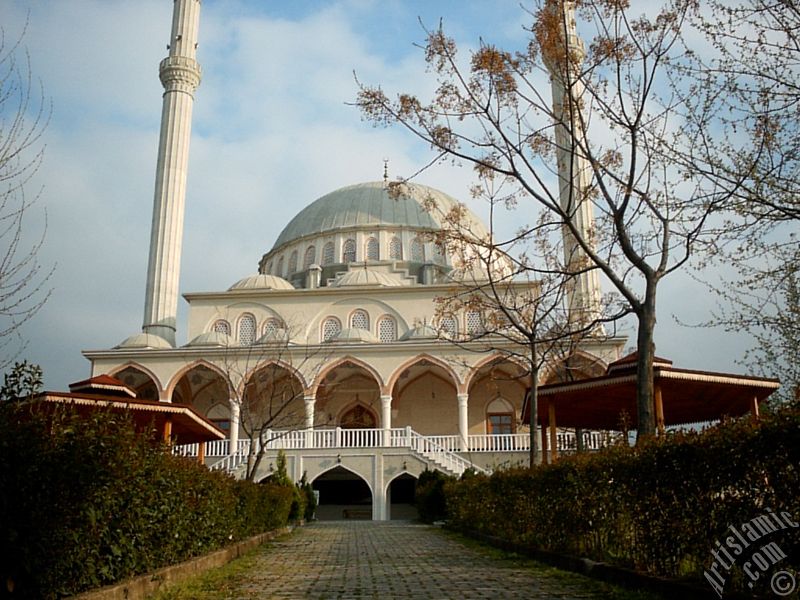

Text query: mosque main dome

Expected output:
[256,181,491,289]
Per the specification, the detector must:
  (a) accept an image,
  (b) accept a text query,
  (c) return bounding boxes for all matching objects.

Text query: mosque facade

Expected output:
[82,0,624,520]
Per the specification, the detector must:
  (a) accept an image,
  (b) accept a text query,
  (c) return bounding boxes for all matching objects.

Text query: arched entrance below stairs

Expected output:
[387,473,418,520]
[312,466,373,520]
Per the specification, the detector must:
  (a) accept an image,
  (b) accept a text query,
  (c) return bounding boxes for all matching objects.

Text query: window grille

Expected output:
[389,236,402,260]
[238,314,257,345]
[304,246,316,268]
[366,237,379,261]
[350,309,369,330]
[466,311,483,335]
[213,320,231,336]
[343,239,356,263]
[322,317,341,341]
[378,317,397,342]
[440,316,457,338]
[263,318,282,336]
[288,251,298,274]
[411,238,425,262]
[322,242,335,266]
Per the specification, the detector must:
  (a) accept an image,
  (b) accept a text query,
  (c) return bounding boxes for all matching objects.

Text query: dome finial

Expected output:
[383,158,389,187]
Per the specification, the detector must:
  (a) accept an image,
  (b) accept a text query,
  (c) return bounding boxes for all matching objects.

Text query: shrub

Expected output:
[0,404,294,599]
[443,407,800,595]
[415,469,453,523]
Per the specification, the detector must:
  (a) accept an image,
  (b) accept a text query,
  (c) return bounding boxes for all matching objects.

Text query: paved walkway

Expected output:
[223,521,646,599]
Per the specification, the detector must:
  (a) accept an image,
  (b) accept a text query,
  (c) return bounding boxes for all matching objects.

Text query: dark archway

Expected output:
[387,473,418,521]
[113,366,159,401]
[312,466,372,520]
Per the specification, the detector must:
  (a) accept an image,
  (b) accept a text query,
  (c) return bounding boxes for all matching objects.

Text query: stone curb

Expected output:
[70,525,295,600]
[452,527,750,600]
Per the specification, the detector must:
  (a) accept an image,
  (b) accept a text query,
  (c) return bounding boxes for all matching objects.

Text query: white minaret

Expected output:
[541,1,603,326]
[142,0,202,346]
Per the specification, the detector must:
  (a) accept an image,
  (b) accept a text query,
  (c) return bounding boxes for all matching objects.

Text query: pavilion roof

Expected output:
[522,354,780,430]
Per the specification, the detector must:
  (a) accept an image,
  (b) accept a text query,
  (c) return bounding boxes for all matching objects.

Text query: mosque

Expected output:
[81,0,624,520]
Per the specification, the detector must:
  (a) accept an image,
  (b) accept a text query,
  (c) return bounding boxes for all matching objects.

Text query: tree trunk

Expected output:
[635,284,657,440]
[529,344,541,467]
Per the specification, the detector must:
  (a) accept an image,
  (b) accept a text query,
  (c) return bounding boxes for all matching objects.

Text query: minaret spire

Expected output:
[142,0,202,346]
[541,0,603,327]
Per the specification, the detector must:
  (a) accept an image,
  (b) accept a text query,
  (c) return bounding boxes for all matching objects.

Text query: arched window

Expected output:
[466,310,484,335]
[440,316,457,338]
[207,403,231,432]
[288,250,298,274]
[433,243,445,264]
[321,317,341,342]
[389,236,402,260]
[212,319,231,336]
[486,397,515,435]
[238,314,257,345]
[350,309,369,330]
[266,261,273,274]
[304,246,316,268]
[322,241,335,266]
[377,316,397,342]
[277,256,285,277]
[263,318,283,337]
[342,239,356,263]
[411,237,425,262]
[365,237,379,261]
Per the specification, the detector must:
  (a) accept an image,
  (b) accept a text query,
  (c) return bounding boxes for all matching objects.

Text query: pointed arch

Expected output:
[238,358,310,397]
[387,353,462,396]
[541,350,607,384]
[108,362,164,399]
[165,359,234,401]
[310,464,373,495]
[311,355,386,396]
[463,352,530,392]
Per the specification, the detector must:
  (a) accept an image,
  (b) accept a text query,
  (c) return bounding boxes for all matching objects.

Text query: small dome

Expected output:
[447,264,490,284]
[184,331,238,348]
[229,274,294,291]
[331,269,404,288]
[400,324,440,341]
[256,328,290,344]
[115,333,173,350]
[327,328,379,344]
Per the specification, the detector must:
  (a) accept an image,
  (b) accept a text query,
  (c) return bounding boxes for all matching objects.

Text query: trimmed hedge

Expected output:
[444,407,800,594]
[0,405,294,599]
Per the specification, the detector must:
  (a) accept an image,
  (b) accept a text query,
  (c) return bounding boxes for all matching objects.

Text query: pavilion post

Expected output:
[654,382,665,436]
[548,400,558,463]
[750,395,760,419]
[197,441,205,464]
[162,419,173,444]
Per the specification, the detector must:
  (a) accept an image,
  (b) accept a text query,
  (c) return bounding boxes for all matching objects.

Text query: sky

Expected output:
[3,0,751,391]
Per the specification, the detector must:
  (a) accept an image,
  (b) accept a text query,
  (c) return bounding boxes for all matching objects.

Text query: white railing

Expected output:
[175,427,615,475]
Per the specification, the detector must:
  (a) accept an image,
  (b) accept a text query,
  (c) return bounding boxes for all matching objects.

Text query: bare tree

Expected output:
[670,1,800,401]
[214,322,332,481]
[0,24,52,368]
[357,0,730,439]
[417,177,624,463]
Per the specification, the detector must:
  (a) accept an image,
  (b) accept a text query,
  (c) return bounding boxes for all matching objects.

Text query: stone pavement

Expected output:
[223,521,647,599]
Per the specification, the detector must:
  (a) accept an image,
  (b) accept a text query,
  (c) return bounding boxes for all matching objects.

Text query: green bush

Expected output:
[444,407,800,594]
[0,404,294,599]
[415,469,453,523]
[299,472,317,521]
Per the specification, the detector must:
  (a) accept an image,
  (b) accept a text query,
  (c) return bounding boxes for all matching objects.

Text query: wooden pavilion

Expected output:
[30,375,225,463]
[522,353,780,463]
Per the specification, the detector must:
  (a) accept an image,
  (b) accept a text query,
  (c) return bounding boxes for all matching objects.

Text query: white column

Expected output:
[457,393,469,451]
[142,0,202,345]
[381,394,392,446]
[304,394,315,448]
[228,401,240,456]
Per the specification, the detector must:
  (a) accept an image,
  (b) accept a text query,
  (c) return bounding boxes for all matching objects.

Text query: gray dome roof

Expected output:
[327,328,379,344]
[229,274,294,291]
[270,181,488,252]
[184,331,238,348]
[331,269,404,288]
[115,332,173,350]
[400,324,439,341]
